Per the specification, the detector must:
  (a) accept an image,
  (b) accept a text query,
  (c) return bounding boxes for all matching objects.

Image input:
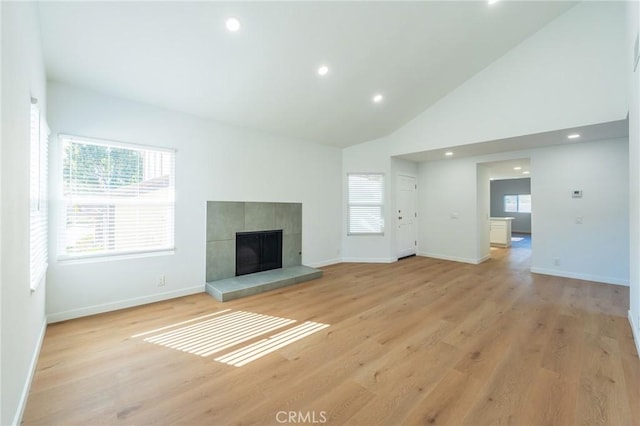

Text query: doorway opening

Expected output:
[482,159,532,263]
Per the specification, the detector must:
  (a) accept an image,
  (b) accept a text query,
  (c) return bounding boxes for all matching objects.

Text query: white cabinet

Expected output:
[490,217,514,247]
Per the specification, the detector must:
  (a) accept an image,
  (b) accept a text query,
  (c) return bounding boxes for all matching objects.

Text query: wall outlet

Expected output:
[553,258,560,266]
[157,275,166,287]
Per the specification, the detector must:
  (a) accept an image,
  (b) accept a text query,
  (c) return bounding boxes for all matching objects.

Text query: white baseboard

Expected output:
[417,252,486,265]
[14,317,47,425]
[306,258,342,268]
[530,267,629,287]
[629,310,640,359]
[47,285,204,323]
[340,257,396,264]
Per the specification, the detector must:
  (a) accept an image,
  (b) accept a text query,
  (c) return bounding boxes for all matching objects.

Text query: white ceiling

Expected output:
[483,158,531,180]
[38,1,577,148]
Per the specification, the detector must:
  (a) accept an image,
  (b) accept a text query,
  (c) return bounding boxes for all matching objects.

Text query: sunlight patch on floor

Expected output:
[215,321,330,367]
[131,309,232,338]
[142,310,295,357]
[135,309,330,365]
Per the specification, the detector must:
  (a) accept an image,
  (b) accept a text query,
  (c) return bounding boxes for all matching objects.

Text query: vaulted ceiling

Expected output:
[38,1,577,147]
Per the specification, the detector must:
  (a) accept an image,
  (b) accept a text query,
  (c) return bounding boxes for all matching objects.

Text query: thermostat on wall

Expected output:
[572,190,583,198]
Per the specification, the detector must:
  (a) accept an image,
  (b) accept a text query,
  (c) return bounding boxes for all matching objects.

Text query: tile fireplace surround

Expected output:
[206,201,302,282]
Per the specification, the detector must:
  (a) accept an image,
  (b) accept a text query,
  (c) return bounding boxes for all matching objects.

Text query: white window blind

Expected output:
[30,98,48,290]
[348,173,384,235]
[60,135,175,259]
[504,194,531,213]
[504,195,518,213]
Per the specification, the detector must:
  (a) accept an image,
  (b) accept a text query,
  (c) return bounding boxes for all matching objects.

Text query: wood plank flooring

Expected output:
[23,246,639,425]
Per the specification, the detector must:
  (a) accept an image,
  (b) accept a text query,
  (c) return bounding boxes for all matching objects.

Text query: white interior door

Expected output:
[396,174,417,259]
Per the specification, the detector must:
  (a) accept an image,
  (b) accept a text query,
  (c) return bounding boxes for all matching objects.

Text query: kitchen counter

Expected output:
[490,217,514,247]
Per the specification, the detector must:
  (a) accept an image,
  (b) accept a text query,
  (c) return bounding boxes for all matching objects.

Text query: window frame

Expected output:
[58,134,176,261]
[347,172,385,236]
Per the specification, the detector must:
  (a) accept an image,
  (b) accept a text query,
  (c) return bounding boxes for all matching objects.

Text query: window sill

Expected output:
[58,249,175,265]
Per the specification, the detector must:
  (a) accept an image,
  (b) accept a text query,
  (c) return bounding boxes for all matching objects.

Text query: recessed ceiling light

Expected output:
[372,94,384,104]
[225,17,241,32]
[317,65,329,76]
[445,151,454,157]
[567,133,581,139]
[488,0,500,5]
[523,171,530,175]
[513,166,522,170]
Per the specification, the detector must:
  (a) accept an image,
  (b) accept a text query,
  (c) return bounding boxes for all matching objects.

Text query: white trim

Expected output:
[341,257,396,264]
[14,318,47,426]
[58,249,175,265]
[628,310,640,359]
[347,172,385,236]
[305,258,342,268]
[47,285,204,323]
[59,133,176,153]
[417,252,486,265]
[530,267,629,286]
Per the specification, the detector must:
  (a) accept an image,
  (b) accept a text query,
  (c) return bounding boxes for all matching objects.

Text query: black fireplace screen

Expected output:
[235,230,283,276]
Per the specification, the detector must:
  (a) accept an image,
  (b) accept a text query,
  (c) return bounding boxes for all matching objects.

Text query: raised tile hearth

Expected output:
[206,265,322,302]
[205,201,321,301]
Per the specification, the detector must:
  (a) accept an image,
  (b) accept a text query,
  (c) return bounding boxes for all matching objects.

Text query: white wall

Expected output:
[341,136,395,262]
[476,164,490,262]
[341,146,418,263]
[627,0,640,354]
[46,82,342,322]
[415,139,630,285]
[1,3,48,425]
[530,139,629,285]
[417,158,484,263]
[341,0,628,267]
[389,1,628,157]
[1,3,4,423]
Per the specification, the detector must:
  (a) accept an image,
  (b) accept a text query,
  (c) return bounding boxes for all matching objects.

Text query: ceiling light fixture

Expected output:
[567,133,581,139]
[513,166,522,170]
[372,94,384,104]
[488,0,500,5]
[445,151,454,157]
[225,17,241,32]
[317,65,329,77]
[523,171,530,175]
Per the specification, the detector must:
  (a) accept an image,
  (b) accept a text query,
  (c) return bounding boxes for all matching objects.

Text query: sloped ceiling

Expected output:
[38,1,576,147]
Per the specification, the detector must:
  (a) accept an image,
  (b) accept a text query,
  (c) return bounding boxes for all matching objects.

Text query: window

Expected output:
[504,194,531,213]
[348,173,384,235]
[60,135,175,259]
[518,194,531,213]
[30,97,48,290]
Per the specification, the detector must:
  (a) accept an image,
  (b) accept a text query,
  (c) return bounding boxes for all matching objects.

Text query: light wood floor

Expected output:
[23,246,639,425]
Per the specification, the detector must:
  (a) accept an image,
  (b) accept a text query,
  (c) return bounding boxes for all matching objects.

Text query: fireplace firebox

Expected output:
[235,230,283,276]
